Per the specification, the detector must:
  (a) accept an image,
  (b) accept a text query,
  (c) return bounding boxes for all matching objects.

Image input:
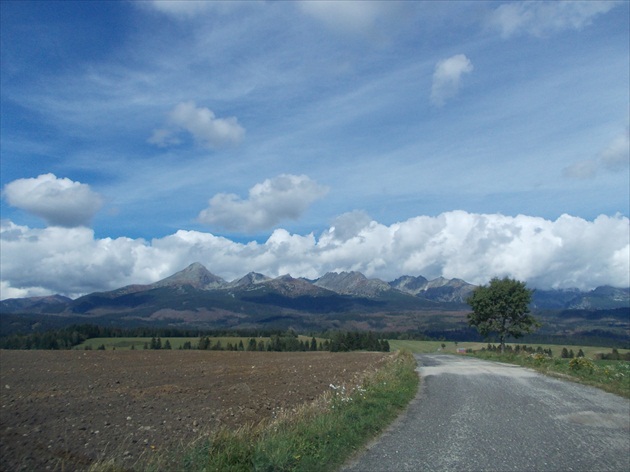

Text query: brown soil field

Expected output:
[0,350,388,472]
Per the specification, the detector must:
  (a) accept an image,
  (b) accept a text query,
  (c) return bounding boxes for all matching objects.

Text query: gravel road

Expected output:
[343,354,630,472]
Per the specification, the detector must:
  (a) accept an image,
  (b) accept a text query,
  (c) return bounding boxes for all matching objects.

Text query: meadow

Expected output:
[76,335,323,351]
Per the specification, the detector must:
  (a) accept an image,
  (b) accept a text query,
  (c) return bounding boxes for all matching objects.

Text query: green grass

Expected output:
[76,336,325,351]
[100,350,419,472]
[390,339,630,398]
[76,336,200,350]
[470,350,630,398]
[389,339,629,360]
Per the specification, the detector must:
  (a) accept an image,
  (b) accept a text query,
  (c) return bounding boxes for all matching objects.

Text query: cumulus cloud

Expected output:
[2,211,628,299]
[149,101,245,149]
[2,174,103,227]
[488,1,618,38]
[198,174,329,233]
[563,130,630,179]
[430,54,473,106]
[328,210,373,242]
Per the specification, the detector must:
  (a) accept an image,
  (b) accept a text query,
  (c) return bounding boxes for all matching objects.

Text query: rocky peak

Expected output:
[390,275,475,302]
[265,274,334,298]
[227,272,270,289]
[425,277,449,289]
[315,271,391,297]
[151,262,226,290]
[566,286,630,309]
[389,275,429,294]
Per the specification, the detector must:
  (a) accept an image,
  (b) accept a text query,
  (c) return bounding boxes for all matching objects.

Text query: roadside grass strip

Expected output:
[471,351,630,398]
[180,349,419,472]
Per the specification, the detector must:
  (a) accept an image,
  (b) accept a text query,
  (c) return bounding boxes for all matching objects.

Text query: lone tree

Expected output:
[466,277,539,353]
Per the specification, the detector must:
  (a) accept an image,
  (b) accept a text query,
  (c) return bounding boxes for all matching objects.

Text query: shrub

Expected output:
[569,357,594,373]
[530,353,549,366]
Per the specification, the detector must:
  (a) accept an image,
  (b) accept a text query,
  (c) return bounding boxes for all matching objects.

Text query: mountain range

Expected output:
[1,263,629,342]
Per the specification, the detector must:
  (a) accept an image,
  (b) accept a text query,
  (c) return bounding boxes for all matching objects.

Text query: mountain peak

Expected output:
[227,272,270,289]
[390,275,429,293]
[265,274,334,298]
[390,275,474,302]
[151,262,226,290]
[315,271,390,297]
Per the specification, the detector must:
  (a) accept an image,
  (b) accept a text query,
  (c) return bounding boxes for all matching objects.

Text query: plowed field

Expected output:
[0,350,388,471]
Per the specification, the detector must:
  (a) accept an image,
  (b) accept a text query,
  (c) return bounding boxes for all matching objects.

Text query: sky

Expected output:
[1,0,629,299]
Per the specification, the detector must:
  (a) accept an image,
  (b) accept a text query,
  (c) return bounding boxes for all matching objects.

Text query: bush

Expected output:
[569,357,594,373]
[530,353,549,365]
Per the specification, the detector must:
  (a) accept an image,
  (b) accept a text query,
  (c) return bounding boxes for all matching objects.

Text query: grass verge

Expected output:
[177,349,418,472]
[470,350,630,398]
[388,340,630,359]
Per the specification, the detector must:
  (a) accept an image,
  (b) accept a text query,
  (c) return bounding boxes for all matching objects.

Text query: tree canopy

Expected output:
[466,277,539,353]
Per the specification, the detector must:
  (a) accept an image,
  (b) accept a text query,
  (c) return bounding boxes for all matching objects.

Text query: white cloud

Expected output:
[147,128,180,148]
[0,221,153,298]
[144,0,242,17]
[600,129,630,171]
[299,1,392,33]
[328,210,373,242]
[2,174,103,227]
[149,101,245,148]
[488,1,618,38]
[563,129,630,179]
[2,211,628,299]
[198,174,329,233]
[0,280,51,300]
[430,54,473,106]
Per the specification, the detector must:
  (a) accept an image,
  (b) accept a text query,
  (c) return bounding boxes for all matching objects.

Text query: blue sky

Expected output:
[1,1,629,298]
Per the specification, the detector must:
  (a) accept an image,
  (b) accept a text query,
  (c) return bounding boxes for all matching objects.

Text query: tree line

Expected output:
[0,324,300,350]
[481,344,554,357]
[0,324,389,352]
[137,331,389,352]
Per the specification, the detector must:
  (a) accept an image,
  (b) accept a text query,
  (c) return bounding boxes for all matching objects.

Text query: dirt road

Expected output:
[343,354,630,472]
